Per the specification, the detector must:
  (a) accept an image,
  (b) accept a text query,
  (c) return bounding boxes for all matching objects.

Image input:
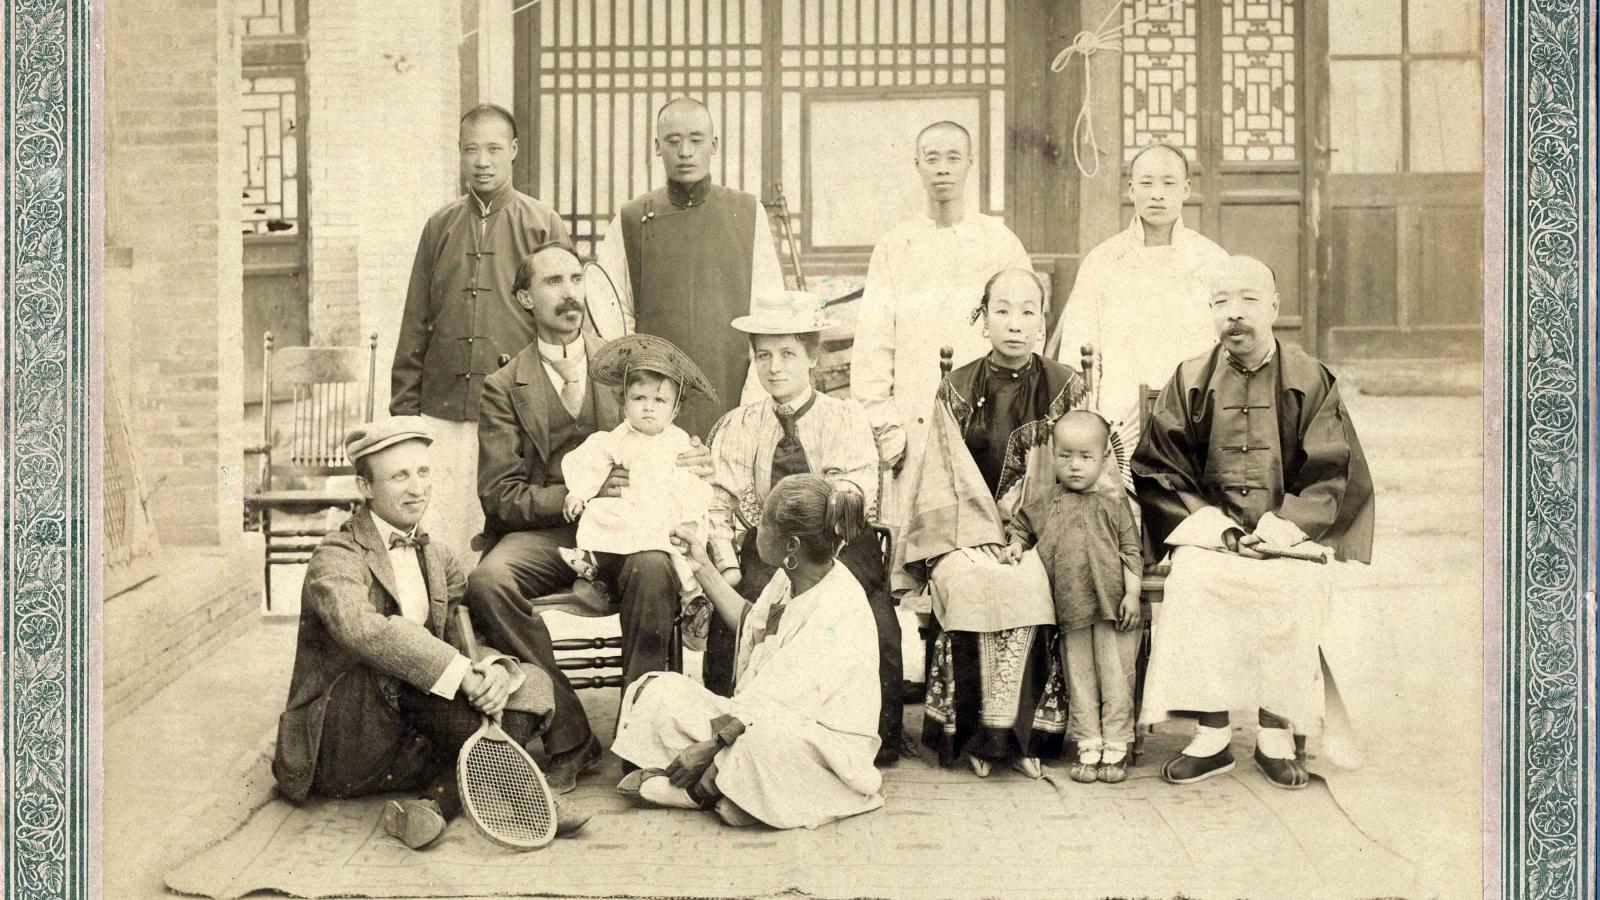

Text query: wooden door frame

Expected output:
[1303,0,1330,358]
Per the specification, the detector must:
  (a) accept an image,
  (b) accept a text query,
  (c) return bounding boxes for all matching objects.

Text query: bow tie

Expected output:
[389,531,430,550]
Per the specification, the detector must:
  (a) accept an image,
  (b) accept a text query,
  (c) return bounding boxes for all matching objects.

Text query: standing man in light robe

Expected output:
[1048,143,1227,478]
[1131,255,1374,790]
[391,104,571,551]
[849,121,1032,539]
[592,97,786,439]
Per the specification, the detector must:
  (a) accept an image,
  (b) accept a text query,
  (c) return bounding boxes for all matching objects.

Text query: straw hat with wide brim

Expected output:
[590,333,720,407]
[730,290,837,335]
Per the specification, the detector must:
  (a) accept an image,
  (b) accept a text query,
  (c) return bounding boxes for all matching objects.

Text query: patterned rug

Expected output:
[165,729,1426,900]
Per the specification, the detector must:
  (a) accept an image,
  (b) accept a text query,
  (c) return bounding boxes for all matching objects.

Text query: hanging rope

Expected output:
[1049,0,1187,178]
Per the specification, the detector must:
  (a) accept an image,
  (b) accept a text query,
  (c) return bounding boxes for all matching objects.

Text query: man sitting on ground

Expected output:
[272,417,587,850]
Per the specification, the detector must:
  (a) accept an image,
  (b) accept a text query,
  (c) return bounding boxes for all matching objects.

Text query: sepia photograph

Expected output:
[0,0,1578,897]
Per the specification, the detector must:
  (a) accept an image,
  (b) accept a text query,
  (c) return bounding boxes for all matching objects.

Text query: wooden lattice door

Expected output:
[1121,0,1319,350]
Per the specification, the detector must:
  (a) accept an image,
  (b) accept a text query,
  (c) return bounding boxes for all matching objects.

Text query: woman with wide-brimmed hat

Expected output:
[689,291,904,763]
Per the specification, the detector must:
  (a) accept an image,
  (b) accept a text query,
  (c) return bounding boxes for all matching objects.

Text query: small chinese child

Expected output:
[559,336,718,649]
[1006,409,1144,783]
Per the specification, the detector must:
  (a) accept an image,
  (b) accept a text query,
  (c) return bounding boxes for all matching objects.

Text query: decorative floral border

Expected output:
[5,1,90,899]
[1503,3,1595,898]
[0,3,1593,899]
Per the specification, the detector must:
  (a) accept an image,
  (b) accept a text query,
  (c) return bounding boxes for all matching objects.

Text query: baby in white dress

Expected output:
[560,367,715,647]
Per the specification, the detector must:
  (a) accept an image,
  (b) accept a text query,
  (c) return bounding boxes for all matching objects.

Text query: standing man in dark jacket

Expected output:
[591,96,786,437]
[391,104,570,551]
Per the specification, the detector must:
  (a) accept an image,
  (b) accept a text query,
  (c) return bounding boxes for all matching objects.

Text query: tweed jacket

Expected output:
[477,332,622,536]
[272,508,554,803]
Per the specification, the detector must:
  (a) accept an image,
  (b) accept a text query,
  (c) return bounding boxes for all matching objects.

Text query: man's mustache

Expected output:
[555,300,584,315]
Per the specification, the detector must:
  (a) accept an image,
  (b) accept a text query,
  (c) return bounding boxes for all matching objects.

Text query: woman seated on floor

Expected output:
[610,474,885,829]
[698,290,902,763]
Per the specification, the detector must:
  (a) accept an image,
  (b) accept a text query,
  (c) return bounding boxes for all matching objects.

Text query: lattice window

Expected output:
[1122,0,1198,162]
[238,0,297,37]
[1221,0,1297,162]
[779,0,1009,249]
[241,76,301,235]
[529,0,767,257]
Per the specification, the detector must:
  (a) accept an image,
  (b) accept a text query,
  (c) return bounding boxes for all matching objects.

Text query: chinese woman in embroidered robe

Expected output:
[899,268,1087,775]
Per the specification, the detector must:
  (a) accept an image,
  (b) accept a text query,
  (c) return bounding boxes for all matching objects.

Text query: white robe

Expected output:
[1050,217,1228,432]
[611,564,885,829]
[850,212,1032,528]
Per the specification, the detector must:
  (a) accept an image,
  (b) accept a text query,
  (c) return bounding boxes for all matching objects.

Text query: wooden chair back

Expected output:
[260,331,378,484]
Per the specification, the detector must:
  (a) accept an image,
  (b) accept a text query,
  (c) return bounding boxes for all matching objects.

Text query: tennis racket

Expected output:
[583,260,626,341]
[454,607,558,850]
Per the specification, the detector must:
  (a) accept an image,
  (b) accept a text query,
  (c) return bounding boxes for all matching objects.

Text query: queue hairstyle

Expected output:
[763,474,868,564]
[511,240,582,294]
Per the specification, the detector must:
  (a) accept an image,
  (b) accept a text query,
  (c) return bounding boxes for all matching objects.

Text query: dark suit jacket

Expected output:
[476,333,621,536]
[272,508,554,802]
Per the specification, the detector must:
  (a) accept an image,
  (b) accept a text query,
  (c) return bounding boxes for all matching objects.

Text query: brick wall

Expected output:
[104,0,244,547]
[306,0,461,413]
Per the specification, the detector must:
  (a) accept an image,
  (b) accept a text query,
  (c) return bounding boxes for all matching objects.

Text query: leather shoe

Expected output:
[381,798,447,850]
[545,735,603,794]
[553,796,593,837]
[1161,748,1235,785]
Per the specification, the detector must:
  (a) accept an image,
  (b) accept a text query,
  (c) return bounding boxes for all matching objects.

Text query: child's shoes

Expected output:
[559,548,599,581]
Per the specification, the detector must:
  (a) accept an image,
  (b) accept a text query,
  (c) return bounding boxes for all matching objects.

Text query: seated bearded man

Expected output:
[1131,255,1375,789]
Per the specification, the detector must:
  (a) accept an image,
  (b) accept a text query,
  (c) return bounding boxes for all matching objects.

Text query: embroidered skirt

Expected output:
[921,619,1068,765]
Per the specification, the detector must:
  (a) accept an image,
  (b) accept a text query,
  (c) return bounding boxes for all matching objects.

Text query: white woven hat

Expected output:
[730,290,837,335]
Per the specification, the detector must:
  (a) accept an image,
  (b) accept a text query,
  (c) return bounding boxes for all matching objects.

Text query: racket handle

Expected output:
[456,606,481,658]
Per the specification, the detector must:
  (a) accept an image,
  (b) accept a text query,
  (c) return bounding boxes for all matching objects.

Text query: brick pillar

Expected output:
[105,0,244,547]
[306,0,461,414]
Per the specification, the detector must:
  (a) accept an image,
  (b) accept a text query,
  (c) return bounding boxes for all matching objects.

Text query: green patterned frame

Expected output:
[0,3,1593,899]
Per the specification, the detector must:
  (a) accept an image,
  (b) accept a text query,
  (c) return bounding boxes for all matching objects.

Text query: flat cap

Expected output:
[344,416,433,463]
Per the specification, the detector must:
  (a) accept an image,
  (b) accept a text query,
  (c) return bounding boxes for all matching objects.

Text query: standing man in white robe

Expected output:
[1048,143,1228,477]
[850,120,1032,536]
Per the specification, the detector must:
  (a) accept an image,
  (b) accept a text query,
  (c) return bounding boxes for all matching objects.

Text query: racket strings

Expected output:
[462,739,555,845]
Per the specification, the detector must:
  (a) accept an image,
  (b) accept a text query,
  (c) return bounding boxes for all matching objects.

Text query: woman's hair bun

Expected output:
[825,479,867,548]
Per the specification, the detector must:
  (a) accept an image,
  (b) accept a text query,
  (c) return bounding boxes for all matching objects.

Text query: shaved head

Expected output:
[917,120,972,155]
[656,97,715,135]
[1129,142,1190,180]
[655,96,719,185]
[1208,254,1278,296]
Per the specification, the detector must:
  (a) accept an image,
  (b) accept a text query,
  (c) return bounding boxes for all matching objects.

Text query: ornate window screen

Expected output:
[528,0,766,257]
[778,0,1009,249]
[1221,0,1297,162]
[241,75,301,235]
[1122,0,1198,162]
